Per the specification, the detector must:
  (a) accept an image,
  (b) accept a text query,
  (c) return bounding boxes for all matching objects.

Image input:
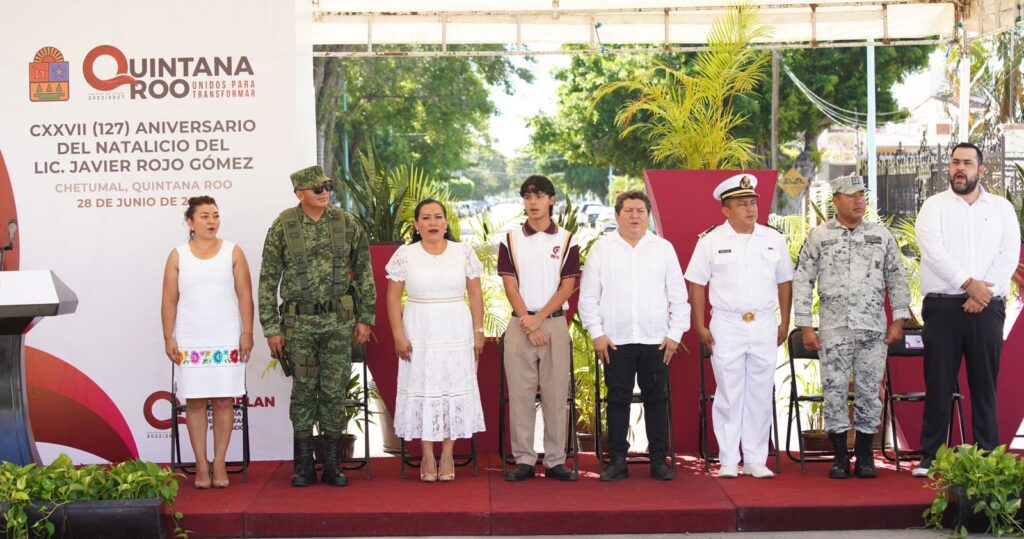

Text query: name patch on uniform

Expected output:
[718,249,732,254]
[821,239,838,246]
[865,235,882,244]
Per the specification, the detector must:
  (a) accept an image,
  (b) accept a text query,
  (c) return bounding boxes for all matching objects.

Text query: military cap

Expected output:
[290,165,333,191]
[830,173,866,195]
[713,173,759,201]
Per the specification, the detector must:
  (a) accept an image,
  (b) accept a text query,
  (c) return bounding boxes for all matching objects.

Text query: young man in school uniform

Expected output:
[499,175,581,482]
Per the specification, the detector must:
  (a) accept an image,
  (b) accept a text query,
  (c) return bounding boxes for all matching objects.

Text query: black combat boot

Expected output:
[828,431,850,479]
[291,434,317,487]
[854,431,877,478]
[321,434,349,487]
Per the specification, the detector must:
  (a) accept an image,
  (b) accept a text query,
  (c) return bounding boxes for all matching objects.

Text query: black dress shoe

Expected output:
[544,464,579,482]
[600,458,629,482]
[649,457,675,481]
[505,463,536,482]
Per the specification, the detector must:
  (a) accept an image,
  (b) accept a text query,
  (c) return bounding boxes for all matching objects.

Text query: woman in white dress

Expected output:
[386,199,486,482]
[161,196,254,489]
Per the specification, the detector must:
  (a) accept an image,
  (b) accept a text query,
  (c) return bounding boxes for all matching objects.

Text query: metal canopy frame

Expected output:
[305,0,1024,58]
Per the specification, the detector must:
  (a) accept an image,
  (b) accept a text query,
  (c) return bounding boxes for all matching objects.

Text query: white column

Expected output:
[866,41,877,212]
[959,46,970,141]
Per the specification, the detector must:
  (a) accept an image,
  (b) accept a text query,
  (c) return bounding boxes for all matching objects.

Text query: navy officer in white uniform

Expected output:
[685,173,794,479]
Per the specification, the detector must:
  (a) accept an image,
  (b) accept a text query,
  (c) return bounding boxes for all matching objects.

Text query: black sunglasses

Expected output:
[298,183,333,195]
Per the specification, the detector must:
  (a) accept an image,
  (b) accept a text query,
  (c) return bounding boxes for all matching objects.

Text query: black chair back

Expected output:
[786,328,819,360]
[886,326,924,357]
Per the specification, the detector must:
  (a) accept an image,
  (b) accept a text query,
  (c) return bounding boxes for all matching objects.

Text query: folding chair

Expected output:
[169,367,250,483]
[339,343,371,479]
[784,327,855,473]
[881,326,966,470]
[497,333,579,476]
[698,342,782,474]
[593,352,675,467]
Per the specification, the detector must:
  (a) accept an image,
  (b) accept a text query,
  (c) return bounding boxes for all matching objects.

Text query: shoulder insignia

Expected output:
[765,223,784,234]
[698,225,717,238]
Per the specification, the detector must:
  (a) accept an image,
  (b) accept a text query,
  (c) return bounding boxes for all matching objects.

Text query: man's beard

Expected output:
[949,172,980,194]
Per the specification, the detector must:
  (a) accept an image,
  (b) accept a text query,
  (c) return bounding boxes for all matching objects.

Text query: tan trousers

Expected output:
[503,316,572,468]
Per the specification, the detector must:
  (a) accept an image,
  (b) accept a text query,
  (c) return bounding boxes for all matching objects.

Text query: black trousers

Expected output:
[920,296,1005,457]
[603,343,669,460]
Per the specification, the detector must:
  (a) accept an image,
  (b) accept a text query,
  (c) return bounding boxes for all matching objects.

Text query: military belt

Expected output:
[282,300,339,315]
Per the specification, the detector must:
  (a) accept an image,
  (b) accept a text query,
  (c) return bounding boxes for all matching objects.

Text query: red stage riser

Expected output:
[165,454,936,537]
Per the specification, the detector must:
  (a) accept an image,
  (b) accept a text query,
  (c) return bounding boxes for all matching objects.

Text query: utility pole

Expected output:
[771,50,780,171]
[866,41,878,213]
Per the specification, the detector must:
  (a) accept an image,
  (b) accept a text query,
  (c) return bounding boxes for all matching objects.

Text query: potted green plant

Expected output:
[923,444,1024,536]
[341,371,380,459]
[314,371,380,463]
[792,361,830,452]
[0,454,185,539]
[570,314,607,453]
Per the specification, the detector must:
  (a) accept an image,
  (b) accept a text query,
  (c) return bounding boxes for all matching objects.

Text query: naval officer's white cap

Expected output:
[713,173,759,201]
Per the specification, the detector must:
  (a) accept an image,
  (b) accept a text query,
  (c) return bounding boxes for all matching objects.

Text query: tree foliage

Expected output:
[593,5,771,170]
[314,46,533,188]
[780,45,932,153]
[530,42,932,183]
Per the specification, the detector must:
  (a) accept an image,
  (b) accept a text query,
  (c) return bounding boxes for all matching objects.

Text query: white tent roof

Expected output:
[310,1,1020,56]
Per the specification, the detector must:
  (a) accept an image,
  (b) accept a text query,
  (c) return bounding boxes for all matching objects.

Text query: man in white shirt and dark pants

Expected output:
[913,142,1021,477]
[579,190,690,482]
[685,174,794,479]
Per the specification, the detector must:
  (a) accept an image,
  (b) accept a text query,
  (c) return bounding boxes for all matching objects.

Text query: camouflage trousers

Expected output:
[819,327,886,434]
[285,315,353,436]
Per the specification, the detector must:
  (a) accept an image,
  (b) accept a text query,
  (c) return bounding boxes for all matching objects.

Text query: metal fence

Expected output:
[865,136,1024,220]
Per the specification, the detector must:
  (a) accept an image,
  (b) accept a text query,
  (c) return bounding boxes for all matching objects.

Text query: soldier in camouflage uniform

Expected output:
[258,165,376,487]
[793,174,911,479]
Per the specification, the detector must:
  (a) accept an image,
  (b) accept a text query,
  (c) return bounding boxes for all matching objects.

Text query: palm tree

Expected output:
[592,3,771,170]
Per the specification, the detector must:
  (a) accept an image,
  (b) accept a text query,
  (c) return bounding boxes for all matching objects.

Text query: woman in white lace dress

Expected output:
[386,199,486,482]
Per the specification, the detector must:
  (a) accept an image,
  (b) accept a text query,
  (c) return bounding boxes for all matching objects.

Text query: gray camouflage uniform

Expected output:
[793,217,911,434]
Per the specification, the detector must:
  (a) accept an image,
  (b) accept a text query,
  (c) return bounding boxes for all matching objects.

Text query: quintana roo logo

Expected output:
[29,46,69,102]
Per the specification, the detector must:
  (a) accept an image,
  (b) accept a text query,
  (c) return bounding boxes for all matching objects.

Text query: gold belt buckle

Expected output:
[742,312,755,323]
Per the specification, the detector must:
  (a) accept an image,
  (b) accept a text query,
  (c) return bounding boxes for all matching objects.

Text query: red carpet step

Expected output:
[166,453,935,537]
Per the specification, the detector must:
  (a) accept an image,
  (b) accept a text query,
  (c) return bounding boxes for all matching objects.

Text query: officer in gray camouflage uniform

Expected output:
[793,174,911,479]
[259,165,376,487]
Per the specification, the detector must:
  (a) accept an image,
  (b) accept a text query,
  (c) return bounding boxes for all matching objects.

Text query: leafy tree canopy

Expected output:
[314,46,533,188]
[530,44,933,182]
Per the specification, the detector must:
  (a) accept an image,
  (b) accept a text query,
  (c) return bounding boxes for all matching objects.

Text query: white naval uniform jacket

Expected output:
[685,221,794,315]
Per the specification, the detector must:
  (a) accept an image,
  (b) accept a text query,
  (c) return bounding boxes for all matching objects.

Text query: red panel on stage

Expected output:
[644,169,779,452]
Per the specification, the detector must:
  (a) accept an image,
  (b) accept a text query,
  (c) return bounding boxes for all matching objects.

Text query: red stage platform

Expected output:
[165,453,936,537]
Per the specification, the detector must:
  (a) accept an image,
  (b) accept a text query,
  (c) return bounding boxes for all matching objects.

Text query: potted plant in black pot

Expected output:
[923,444,1024,536]
[570,314,607,453]
[0,454,185,539]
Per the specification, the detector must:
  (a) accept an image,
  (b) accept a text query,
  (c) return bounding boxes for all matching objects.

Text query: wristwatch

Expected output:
[474,327,485,334]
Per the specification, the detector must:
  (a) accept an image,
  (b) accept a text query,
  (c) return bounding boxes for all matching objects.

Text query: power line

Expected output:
[782,62,905,131]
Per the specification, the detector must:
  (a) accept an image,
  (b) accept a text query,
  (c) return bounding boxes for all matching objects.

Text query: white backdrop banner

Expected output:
[0,0,315,463]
